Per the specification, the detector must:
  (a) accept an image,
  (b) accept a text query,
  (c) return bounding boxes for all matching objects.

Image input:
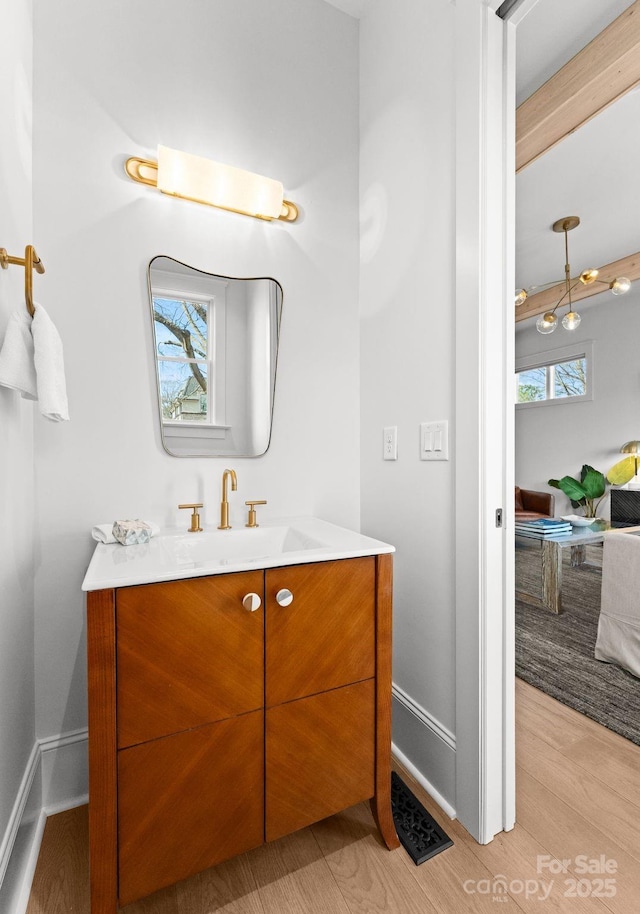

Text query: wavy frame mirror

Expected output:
[148,256,283,457]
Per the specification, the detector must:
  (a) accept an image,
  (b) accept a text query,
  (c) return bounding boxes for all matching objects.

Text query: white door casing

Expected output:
[454,0,516,843]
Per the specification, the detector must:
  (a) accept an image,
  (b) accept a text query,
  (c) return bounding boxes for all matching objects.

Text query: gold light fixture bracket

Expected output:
[125,152,298,223]
[552,216,580,233]
[125,156,158,188]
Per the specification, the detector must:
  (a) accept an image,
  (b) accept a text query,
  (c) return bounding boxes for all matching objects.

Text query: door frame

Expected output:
[457,0,639,843]
[454,0,517,844]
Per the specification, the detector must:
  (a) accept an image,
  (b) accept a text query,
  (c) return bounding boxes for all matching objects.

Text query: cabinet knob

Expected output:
[275,588,294,607]
[242,593,262,612]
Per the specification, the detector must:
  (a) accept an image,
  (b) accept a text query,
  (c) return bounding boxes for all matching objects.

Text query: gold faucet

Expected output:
[178,503,203,533]
[218,469,237,529]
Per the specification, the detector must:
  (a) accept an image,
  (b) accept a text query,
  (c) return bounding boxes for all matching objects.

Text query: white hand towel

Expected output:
[92,522,161,544]
[0,308,38,400]
[31,302,70,422]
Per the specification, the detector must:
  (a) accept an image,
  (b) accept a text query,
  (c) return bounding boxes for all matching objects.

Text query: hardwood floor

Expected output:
[26,680,640,913]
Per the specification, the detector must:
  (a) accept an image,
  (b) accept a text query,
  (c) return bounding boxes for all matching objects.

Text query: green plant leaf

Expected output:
[556,475,588,502]
[607,456,637,486]
[547,478,561,490]
[580,464,595,483]
[581,467,606,500]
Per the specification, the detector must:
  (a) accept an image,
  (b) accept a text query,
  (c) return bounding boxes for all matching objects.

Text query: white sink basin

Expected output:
[167,525,327,565]
[82,516,394,591]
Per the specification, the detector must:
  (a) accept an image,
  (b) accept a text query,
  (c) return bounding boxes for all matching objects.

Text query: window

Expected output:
[154,295,210,422]
[515,341,593,409]
[151,277,227,433]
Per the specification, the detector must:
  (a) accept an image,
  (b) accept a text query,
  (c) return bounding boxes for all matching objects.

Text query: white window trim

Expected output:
[515,340,594,409]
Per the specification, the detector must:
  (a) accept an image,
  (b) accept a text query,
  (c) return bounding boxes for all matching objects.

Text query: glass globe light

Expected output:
[536,311,558,334]
[579,269,599,285]
[610,277,631,296]
[514,288,528,306]
[562,310,581,330]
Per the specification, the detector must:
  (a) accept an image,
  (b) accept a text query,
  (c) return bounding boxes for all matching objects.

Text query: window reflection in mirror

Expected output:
[148,256,283,457]
[154,296,210,421]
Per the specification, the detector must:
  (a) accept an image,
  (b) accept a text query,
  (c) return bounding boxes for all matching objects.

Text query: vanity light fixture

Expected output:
[514,216,631,335]
[125,145,298,223]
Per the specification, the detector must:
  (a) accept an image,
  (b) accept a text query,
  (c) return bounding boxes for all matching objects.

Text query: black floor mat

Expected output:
[391,771,454,865]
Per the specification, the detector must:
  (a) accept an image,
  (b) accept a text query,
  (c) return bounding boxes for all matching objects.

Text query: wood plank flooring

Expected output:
[26,680,640,914]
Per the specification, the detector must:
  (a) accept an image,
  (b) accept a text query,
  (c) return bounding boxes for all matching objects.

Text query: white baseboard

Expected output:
[0,741,41,888]
[392,683,456,751]
[392,742,457,820]
[8,810,46,914]
[392,683,457,818]
[0,728,89,914]
[40,728,88,813]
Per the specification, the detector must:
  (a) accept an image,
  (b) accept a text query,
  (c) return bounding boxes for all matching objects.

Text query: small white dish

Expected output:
[561,514,594,527]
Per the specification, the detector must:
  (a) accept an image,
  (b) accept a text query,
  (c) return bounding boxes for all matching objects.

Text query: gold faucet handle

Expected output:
[245,500,267,528]
[178,503,204,533]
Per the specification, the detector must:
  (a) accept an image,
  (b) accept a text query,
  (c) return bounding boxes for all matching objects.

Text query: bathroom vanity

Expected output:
[83,518,399,911]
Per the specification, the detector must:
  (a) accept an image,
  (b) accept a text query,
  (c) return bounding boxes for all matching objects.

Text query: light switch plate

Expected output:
[420,420,448,460]
[383,426,398,460]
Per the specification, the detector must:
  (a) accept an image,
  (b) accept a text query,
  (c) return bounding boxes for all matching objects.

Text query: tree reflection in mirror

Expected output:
[148,256,283,457]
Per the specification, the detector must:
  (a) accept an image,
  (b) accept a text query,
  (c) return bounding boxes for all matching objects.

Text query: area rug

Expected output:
[515,541,640,745]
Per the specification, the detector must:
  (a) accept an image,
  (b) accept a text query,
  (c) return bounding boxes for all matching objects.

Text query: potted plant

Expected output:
[548,459,637,518]
[548,465,608,518]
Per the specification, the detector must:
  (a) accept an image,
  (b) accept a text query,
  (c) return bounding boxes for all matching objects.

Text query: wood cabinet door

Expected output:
[118,710,264,906]
[265,557,375,707]
[266,680,375,841]
[117,572,264,748]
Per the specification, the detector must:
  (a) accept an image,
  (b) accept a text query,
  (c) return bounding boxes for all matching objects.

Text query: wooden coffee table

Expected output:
[516,521,609,614]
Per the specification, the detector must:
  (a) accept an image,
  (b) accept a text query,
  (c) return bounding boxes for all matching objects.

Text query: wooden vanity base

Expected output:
[86,553,399,913]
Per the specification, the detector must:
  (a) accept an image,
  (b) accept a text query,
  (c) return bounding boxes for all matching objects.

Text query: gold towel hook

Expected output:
[0,244,45,317]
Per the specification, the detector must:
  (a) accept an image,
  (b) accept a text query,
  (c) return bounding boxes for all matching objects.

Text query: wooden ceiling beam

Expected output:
[515,251,640,323]
[516,0,640,173]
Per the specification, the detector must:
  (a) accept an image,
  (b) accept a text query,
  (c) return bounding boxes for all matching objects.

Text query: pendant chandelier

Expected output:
[515,217,631,334]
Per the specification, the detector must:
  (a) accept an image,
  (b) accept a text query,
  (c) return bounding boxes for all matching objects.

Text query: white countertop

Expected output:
[82,516,395,592]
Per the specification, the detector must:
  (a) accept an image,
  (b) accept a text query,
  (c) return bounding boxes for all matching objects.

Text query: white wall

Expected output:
[359,0,457,805]
[31,0,360,746]
[0,0,39,904]
[245,280,275,454]
[515,286,640,515]
[5,0,508,859]
[225,280,251,455]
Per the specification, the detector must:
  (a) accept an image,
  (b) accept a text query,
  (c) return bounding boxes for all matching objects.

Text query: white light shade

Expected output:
[561,310,581,330]
[536,312,557,334]
[610,277,631,296]
[157,145,285,221]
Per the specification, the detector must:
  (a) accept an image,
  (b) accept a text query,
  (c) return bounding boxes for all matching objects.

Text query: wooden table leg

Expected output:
[541,540,562,614]
[571,544,587,567]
